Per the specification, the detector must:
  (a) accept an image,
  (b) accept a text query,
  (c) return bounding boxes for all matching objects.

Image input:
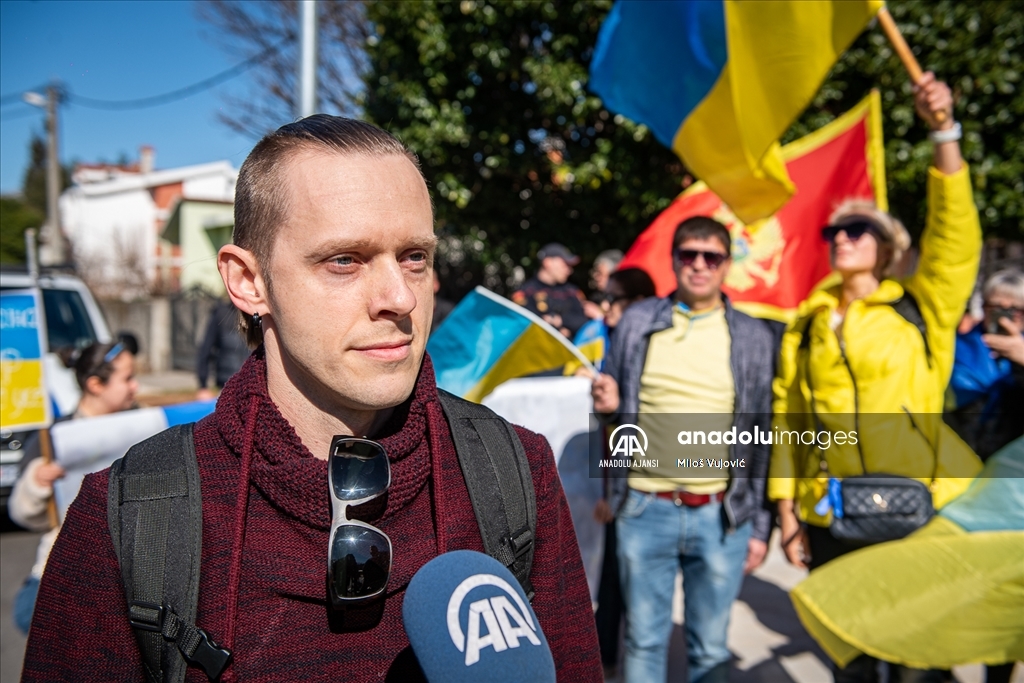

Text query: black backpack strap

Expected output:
[892,291,931,364]
[436,389,537,600]
[107,423,231,683]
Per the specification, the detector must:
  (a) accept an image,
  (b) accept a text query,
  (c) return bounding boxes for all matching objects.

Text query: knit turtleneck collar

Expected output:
[214,348,440,530]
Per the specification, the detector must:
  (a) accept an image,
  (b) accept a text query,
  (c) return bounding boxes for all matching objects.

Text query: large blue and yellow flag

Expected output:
[590,0,883,224]
[428,287,596,402]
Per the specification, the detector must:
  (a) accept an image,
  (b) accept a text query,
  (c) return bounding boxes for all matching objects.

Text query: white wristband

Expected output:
[928,121,962,144]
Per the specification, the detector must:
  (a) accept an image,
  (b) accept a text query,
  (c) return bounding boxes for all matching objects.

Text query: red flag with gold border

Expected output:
[618,91,886,322]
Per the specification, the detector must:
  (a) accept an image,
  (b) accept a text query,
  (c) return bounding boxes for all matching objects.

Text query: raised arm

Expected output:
[904,73,982,382]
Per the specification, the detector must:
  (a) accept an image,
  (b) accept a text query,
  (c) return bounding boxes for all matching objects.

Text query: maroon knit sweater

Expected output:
[21,352,602,682]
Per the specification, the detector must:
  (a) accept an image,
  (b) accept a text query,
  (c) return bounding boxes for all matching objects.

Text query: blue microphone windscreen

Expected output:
[403,550,556,683]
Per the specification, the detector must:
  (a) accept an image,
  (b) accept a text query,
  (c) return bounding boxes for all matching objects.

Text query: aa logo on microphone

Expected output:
[608,424,648,458]
[447,573,541,666]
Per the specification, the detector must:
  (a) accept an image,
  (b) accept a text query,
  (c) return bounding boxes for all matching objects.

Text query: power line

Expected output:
[67,39,290,111]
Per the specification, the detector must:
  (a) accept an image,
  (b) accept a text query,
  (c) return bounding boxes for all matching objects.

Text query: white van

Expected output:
[0,267,111,511]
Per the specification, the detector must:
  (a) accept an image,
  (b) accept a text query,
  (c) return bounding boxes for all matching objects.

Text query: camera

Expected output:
[985,307,1016,335]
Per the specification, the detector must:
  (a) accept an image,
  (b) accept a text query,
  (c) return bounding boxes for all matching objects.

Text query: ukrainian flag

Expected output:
[428,287,596,402]
[590,0,882,224]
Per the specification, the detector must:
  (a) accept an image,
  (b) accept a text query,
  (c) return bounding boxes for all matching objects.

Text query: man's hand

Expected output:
[594,498,614,524]
[541,313,572,338]
[583,300,605,321]
[743,538,768,575]
[196,388,216,401]
[778,499,810,569]
[542,313,563,329]
[33,462,66,489]
[591,373,620,414]
[982,317,1024,365]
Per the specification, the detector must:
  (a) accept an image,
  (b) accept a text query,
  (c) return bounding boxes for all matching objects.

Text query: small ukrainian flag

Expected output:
[428,287,596,402]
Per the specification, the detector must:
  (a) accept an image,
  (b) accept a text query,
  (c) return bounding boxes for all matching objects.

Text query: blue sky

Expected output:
[0,1,266,194]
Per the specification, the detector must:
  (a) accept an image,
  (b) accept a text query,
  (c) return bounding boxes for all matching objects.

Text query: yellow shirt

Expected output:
[631,304,733,494]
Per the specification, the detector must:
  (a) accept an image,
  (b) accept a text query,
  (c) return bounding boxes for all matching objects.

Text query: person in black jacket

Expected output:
[591,217,775,683]
[512,242,588,338]
[195,299,251,400]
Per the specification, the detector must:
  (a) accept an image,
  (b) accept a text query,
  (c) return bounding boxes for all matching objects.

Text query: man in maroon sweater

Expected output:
[22,116,602,682]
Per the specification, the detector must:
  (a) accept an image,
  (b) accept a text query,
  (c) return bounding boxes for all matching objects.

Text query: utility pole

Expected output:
[298,0,318,118]
[23,85,67,266]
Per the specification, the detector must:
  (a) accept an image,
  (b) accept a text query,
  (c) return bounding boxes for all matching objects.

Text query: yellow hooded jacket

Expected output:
[769,166,984,526]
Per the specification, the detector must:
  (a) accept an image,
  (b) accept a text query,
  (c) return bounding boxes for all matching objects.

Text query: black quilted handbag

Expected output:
[800,314,936,546]
[829,474,935,544]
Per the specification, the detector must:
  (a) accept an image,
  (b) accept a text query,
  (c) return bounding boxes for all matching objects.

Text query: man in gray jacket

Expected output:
[592,216,775,683]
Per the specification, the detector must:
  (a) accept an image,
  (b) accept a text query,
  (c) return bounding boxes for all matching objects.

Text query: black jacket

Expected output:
[603,295,777,542]
[196,301,250,388]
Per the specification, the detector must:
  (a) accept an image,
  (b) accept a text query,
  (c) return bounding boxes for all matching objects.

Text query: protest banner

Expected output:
[0,288,52,432]
[50,400,215,521]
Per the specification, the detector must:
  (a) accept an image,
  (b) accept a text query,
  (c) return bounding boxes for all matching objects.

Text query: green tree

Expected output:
[363,0,684,295]
[784,0,1022,240]
[0,197,42,264]
[364,0,1021,296]
[22,134,71,216]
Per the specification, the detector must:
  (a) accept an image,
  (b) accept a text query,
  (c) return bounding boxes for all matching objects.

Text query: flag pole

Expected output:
[39,428,59,529]
[876,7,946,122]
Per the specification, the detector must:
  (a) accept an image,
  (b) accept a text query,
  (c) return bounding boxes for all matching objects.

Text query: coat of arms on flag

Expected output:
[618,91,887,322]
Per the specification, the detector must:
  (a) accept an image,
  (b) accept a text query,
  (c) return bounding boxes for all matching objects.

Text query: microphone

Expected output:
[402,550,556,683]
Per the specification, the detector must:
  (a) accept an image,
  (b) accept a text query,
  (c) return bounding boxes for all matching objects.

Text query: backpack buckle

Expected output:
[182,627,232,682]
[508,526,534,559]
[128,601,165,633]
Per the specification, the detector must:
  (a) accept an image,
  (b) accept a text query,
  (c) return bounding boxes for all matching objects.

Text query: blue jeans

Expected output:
[617,489,751,683]
[14,576,40,635]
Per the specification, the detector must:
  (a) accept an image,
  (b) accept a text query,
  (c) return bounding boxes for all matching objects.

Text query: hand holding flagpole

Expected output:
[876,7,947,123]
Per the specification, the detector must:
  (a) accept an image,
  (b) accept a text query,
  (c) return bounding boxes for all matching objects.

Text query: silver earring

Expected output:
[252,312,262,329]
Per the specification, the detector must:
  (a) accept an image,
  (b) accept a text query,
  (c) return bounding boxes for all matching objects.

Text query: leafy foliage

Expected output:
[362,0,684,296]
[784,0,1022,240]
[0,197,42,264]
[363,0,1021,297]
[211,1,1020,294]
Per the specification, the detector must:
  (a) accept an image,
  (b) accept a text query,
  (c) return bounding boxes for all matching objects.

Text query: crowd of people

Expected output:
[531,73,1021,682]
[11,73,1021,683]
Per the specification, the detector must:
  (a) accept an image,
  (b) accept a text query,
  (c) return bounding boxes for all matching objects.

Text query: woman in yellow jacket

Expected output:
[771,73,984,682]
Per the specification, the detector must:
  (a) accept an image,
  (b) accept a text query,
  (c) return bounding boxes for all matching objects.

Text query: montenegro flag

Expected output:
[617,91,886,323]
[590,0,883,224]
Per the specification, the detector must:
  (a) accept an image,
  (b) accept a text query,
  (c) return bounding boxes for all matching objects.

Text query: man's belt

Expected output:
[653,490,726,507]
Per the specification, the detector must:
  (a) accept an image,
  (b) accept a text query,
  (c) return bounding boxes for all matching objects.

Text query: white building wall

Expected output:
[59,162,236,299]
[61,187,157,298]
[182,172,236,202]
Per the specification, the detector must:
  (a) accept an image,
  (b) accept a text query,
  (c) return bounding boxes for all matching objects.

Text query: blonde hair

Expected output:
[828,199,911,278]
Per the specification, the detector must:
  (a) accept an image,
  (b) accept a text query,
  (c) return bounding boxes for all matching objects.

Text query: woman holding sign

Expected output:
[10,339,138,634]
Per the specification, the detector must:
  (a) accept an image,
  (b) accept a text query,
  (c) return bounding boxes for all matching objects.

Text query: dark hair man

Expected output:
[22,116,602,682]
[513,242,588,338]
[195,299,251,400]
[591,216,775,683]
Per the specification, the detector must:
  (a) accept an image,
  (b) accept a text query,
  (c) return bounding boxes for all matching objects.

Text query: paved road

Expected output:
[1,514,36,683]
